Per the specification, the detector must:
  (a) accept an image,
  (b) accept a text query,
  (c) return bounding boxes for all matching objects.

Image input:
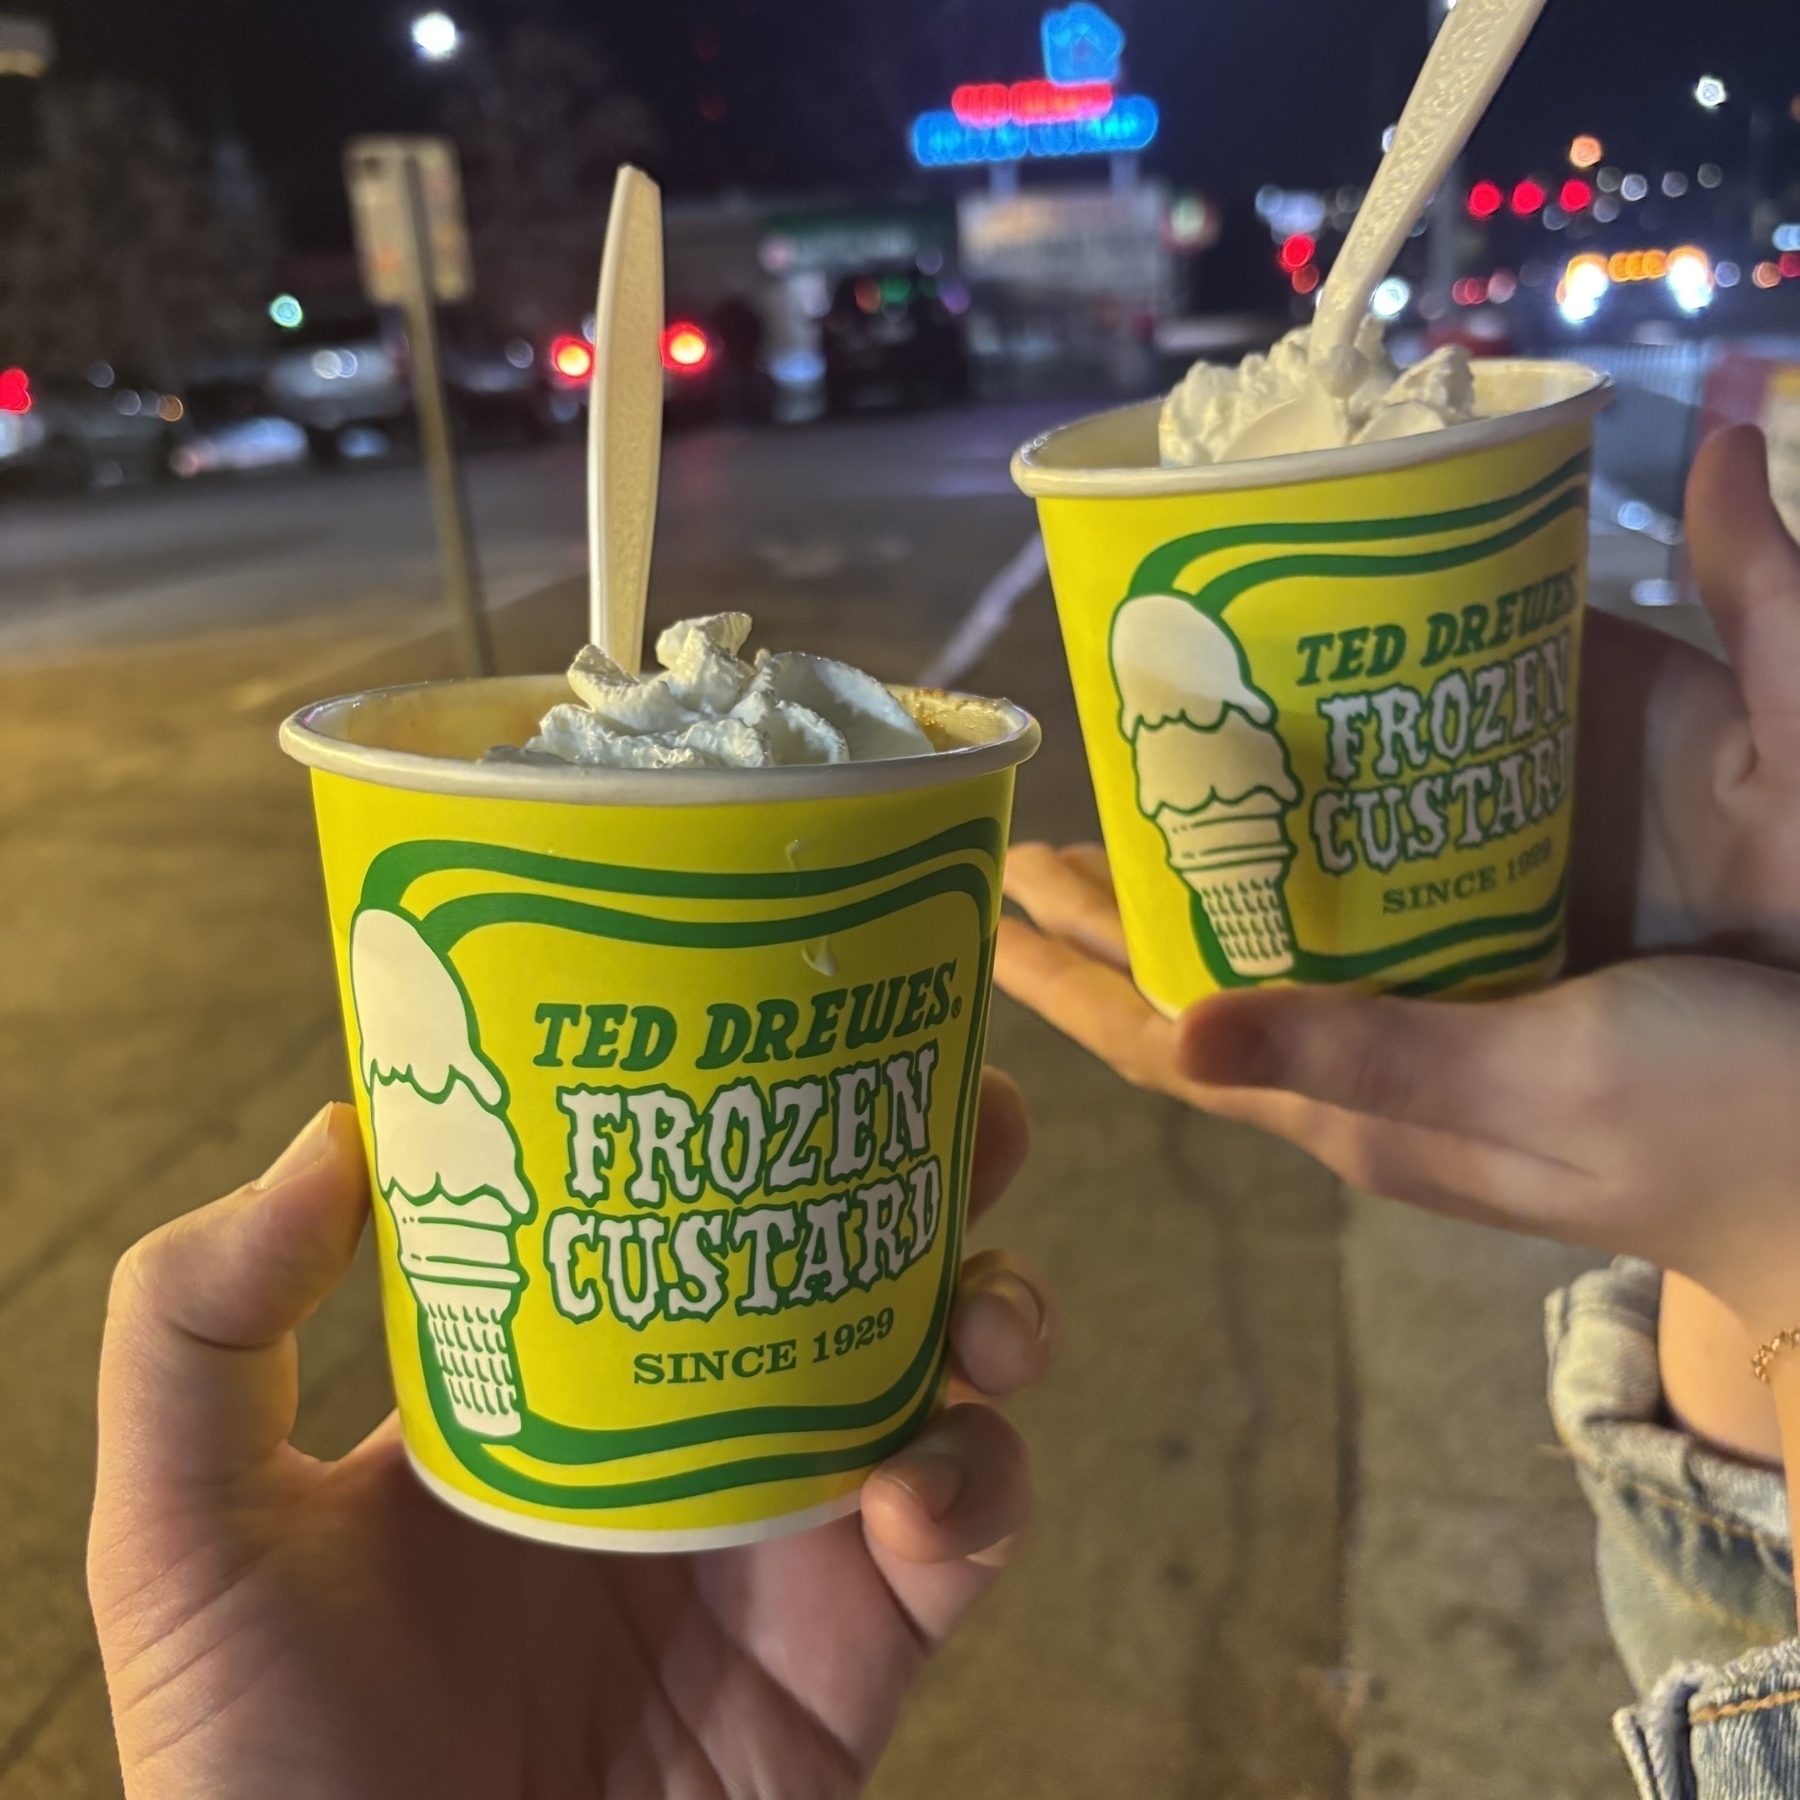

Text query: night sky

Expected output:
[23,0,1800,250]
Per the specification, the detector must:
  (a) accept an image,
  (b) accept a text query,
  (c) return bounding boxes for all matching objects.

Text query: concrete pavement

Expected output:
[0,407,1639,1797]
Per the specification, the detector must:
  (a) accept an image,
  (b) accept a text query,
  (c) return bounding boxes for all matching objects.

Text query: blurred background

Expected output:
[1,1,1796,1795]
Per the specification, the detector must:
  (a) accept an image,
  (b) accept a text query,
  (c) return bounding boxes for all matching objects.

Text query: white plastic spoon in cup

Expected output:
[1223,0,1549,462]
[587,165,664,673]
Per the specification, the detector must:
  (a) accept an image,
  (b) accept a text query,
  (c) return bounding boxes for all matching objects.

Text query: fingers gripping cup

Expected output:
[283,674,1037,1550]
[1015,360,1610,1013]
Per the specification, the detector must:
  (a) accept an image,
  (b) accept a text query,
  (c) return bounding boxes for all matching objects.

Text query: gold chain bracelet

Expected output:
[1751,1327,1800,1383]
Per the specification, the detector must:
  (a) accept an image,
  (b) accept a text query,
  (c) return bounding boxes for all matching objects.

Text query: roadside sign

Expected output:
[344,136,473,305]
[341,134,490,676]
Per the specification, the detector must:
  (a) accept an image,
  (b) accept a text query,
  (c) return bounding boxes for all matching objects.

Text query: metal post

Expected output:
[398,150,493,677]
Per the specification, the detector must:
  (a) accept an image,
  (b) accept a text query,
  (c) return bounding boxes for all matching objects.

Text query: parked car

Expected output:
[437,306,554,441]
[538,298,771,433]
[821,268,968,413]
[0,362,178,490]
[169,376,309,479]
[265,308,410,463]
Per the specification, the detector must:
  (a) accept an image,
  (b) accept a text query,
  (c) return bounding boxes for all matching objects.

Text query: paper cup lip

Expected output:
[1010,358,1612,500]
[280,674,1040,806]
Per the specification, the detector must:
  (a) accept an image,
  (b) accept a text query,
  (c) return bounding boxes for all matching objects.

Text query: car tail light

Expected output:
[548,335,595,384]
[659,322,712,373]
[0,367,31,413]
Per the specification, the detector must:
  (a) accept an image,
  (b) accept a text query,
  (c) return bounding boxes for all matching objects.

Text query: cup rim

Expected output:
[1011,358,1612,499]
[280,674,1041,806]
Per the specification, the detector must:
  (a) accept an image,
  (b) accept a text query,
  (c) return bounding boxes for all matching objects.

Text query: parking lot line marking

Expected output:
[916,532,1047,690]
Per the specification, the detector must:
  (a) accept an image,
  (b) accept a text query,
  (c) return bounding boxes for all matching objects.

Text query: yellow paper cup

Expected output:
[1013,360,1611,1014]
[281,677,1038,1551]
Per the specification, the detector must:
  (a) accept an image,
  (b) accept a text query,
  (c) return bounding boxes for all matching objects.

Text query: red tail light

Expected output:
[0,367,31,413]
[659,322,712,372]
[548,335,594,383]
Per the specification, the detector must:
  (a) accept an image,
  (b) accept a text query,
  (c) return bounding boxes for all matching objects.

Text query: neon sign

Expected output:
[909,4,1158,169]
[952,79,1114,128]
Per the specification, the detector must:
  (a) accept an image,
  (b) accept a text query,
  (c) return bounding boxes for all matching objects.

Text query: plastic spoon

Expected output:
[1223,0,1549,461]
[587,165,664,673]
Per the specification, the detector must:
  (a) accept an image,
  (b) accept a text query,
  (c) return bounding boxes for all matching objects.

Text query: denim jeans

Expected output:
[1548,1258,1800,1798]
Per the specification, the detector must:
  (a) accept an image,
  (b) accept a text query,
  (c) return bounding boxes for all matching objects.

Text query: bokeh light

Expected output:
[660,322,712,371]
[1557,254,1609,324]
[1466,180,1503,219]
[1278,233,1316,272]
[548,335,594,381]
[411,12,460,60]
[1664,246,1713,313]
[1370,276,1411,319]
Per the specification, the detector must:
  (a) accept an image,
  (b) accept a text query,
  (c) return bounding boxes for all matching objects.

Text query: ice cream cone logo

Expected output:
[1110,594,1301,980]
[350,908,535,1439]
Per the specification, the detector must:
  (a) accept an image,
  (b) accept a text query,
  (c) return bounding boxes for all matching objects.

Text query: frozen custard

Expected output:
[515,613,936,769]
[1160,317,1476,467]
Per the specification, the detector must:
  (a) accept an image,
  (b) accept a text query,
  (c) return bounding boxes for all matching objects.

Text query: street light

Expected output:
[410,11,460,60]
[1694,74,1728,110]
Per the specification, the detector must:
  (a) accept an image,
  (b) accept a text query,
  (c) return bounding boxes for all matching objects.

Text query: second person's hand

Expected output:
[997,423,1800,1099]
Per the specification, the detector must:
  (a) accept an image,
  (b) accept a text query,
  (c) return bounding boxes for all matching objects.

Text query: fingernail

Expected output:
[880,1446,963,1521]
[973,1271,1046,1341]
[1183,1002,1280,1087]
[250,1105,338,1193]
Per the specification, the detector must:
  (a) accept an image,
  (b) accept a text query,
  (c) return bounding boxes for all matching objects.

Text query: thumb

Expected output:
[94,1103,369,1501]
[1686,424,1800,757]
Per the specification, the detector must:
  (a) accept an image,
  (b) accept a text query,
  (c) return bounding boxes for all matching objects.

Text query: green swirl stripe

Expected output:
[1188,869,1568,991]
[361,818,1005,918]
[418,863,991,956]
[1183,487,1588,623]
[1125,449,1590,600]
[1390,926,1565,997]
[432,1335,947,1512]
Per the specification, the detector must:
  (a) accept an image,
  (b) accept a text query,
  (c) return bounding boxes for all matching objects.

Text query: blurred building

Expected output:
[0,13,51,163]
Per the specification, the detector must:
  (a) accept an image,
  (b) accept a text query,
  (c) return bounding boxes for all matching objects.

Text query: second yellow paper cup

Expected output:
[281,677,1037,1551]
[1014,359,1610,1014]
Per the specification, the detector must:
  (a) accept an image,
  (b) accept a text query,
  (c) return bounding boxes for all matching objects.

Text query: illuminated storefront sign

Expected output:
[909,4,1159,169]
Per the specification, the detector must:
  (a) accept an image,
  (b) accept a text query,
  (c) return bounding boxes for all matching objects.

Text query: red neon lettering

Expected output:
[951,78,1113,128]
[952,83,1012,127]
[1009,78,1113,123]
